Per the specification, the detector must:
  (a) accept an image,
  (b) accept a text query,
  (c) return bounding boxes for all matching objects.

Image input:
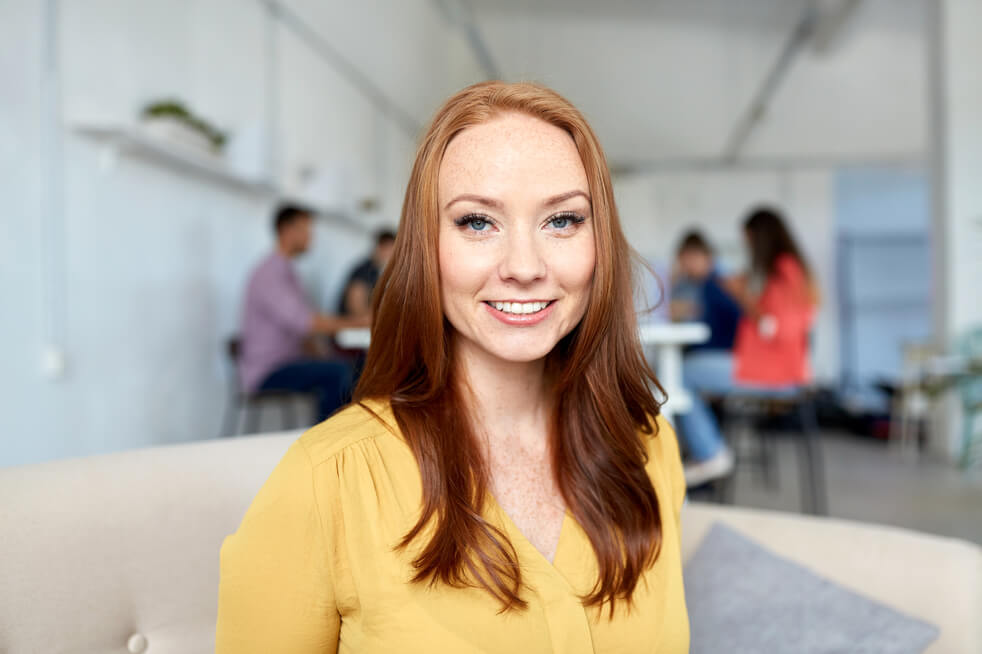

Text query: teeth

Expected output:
[491,301,549,315]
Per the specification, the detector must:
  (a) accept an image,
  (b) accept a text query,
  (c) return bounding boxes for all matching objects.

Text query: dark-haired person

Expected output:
[679,207,819,486]
[238,205,369,424]
[338,229,396,317]
[218,83,690,652]
[669,231,741,481]
[670,230,742,352]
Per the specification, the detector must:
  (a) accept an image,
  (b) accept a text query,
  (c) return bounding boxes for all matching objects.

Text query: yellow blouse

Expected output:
[216,399,690,653]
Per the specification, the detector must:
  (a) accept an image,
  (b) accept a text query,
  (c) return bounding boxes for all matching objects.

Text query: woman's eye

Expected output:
[455,215,493,232]
[547,213,584,230]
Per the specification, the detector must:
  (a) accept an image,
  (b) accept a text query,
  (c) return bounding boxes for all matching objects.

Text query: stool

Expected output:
[712,389,827,516]
[219,337,315,436]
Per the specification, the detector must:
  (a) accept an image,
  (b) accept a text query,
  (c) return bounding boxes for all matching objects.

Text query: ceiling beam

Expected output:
[432,0,501,79]
[719,2,820,163]
[811,0,864,55]
[263,1,423,137]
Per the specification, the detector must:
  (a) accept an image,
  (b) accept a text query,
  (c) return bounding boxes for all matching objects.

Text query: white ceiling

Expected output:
[464,0,928,168]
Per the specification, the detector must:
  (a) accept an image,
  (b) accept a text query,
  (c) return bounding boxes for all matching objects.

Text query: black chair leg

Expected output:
[796,399,827,516]
[235,403,247,436]
[760,429,780,490]
[280,399,298,430]
[220,399,238,438]
[711,473,736,505]
[244,403,261,435]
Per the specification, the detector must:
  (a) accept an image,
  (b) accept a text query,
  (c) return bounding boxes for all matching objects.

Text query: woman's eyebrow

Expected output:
[444,190,591,211]
[444,194,503,211]
[543,190,591,207]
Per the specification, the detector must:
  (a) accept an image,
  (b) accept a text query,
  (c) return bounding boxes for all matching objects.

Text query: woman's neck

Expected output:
[455,342,552,452]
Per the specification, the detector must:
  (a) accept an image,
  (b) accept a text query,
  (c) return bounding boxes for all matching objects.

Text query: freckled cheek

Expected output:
[438,238,496,302]
[548,239,596,302]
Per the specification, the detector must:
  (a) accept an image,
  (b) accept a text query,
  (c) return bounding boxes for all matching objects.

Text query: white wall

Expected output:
[931,0,982,460]
[940,0,982,336]
[614,168,840,384]
[0,0,51,460]
[0,0,485,466]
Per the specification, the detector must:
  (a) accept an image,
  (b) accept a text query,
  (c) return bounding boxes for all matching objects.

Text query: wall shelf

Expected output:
[72,122,277,193]
[71,122,369,232]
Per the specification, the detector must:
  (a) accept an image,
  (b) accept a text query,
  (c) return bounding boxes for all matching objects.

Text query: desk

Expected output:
[336,321,710,425]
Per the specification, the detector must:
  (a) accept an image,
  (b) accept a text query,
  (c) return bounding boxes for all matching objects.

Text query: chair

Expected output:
[889,342,942,456]
[219,337,314,436]
[710,388,828,516]
[957,327,982,469]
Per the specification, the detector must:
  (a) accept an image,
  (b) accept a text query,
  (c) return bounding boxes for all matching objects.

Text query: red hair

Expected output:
[354,81,664,613]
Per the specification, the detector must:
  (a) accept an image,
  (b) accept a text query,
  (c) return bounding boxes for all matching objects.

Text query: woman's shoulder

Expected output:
[644,414,682,464]
[297,398,402,469]
[640,414,686,518]
[774,254,805,279]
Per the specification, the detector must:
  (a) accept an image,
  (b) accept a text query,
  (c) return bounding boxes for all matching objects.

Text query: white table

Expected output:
[336,321,710,425]
[638,322,710,425]
[336,327,372,350]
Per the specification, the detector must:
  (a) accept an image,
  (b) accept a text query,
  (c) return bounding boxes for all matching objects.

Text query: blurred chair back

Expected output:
[220,336,310,437]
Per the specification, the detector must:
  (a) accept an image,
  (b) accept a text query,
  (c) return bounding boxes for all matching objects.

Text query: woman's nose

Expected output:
[498,228,546,284]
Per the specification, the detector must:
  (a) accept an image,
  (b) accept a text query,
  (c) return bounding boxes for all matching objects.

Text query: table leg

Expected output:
[652,343,693,426]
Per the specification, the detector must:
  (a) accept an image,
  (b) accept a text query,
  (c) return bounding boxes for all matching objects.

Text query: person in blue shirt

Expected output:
[670,230,742,351]
[670,230,743,485]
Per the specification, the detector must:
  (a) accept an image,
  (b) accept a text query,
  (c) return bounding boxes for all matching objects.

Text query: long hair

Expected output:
[743,206,820,305]
[354,81,664,613]
[743,206,812,280]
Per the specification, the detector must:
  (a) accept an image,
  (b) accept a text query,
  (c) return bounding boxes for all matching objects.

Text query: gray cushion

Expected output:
[684,523,940,653]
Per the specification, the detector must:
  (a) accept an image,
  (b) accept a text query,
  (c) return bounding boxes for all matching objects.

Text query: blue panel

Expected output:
[835,167,933,386]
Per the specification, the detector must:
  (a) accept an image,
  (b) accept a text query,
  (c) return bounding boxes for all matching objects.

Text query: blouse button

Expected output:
[127,633,148,653]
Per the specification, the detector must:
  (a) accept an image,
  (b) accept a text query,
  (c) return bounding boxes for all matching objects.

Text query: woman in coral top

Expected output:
[679,207,819,486]
[216,81,690,653]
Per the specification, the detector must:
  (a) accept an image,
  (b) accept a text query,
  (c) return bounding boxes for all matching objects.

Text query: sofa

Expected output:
[1,431,979,653]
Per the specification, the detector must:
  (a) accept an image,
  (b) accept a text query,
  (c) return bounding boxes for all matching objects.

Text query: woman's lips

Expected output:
[483,300,556,326]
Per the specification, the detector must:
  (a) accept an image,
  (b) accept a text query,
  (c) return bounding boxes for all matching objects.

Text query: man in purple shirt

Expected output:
[239,205,368,422]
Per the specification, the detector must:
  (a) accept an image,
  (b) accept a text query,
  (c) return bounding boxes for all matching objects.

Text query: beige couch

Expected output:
[1,432,979,653]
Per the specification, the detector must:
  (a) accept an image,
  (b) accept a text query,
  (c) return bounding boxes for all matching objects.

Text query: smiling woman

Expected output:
[217,82,690,653]
[438,112,596,364]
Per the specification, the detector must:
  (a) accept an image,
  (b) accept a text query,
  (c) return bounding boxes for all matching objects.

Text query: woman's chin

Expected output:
[480,341,558,364]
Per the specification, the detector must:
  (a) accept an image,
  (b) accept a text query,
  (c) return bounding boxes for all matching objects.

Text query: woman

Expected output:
[678,207,819,486]
[217,81,689,653]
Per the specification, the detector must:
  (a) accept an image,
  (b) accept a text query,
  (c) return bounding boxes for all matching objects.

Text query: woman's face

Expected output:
[437,112,596,365]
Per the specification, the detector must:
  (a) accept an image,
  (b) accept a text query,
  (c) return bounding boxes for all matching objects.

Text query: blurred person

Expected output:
[338,228,396,317]
[679,207,818,486]
[670,230,742,351]
[218,82,689,652]
[238,204,369,423]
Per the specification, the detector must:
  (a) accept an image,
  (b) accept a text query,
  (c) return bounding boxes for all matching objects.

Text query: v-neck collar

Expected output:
[490,500,598,653]
[492,498,570,569]
[489,496,596,599]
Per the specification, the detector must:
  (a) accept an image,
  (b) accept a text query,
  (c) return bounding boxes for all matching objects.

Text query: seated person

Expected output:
[670,230,742,352]
[338,229,396,317]
[678,208,818,486]
[239,205,369,423]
